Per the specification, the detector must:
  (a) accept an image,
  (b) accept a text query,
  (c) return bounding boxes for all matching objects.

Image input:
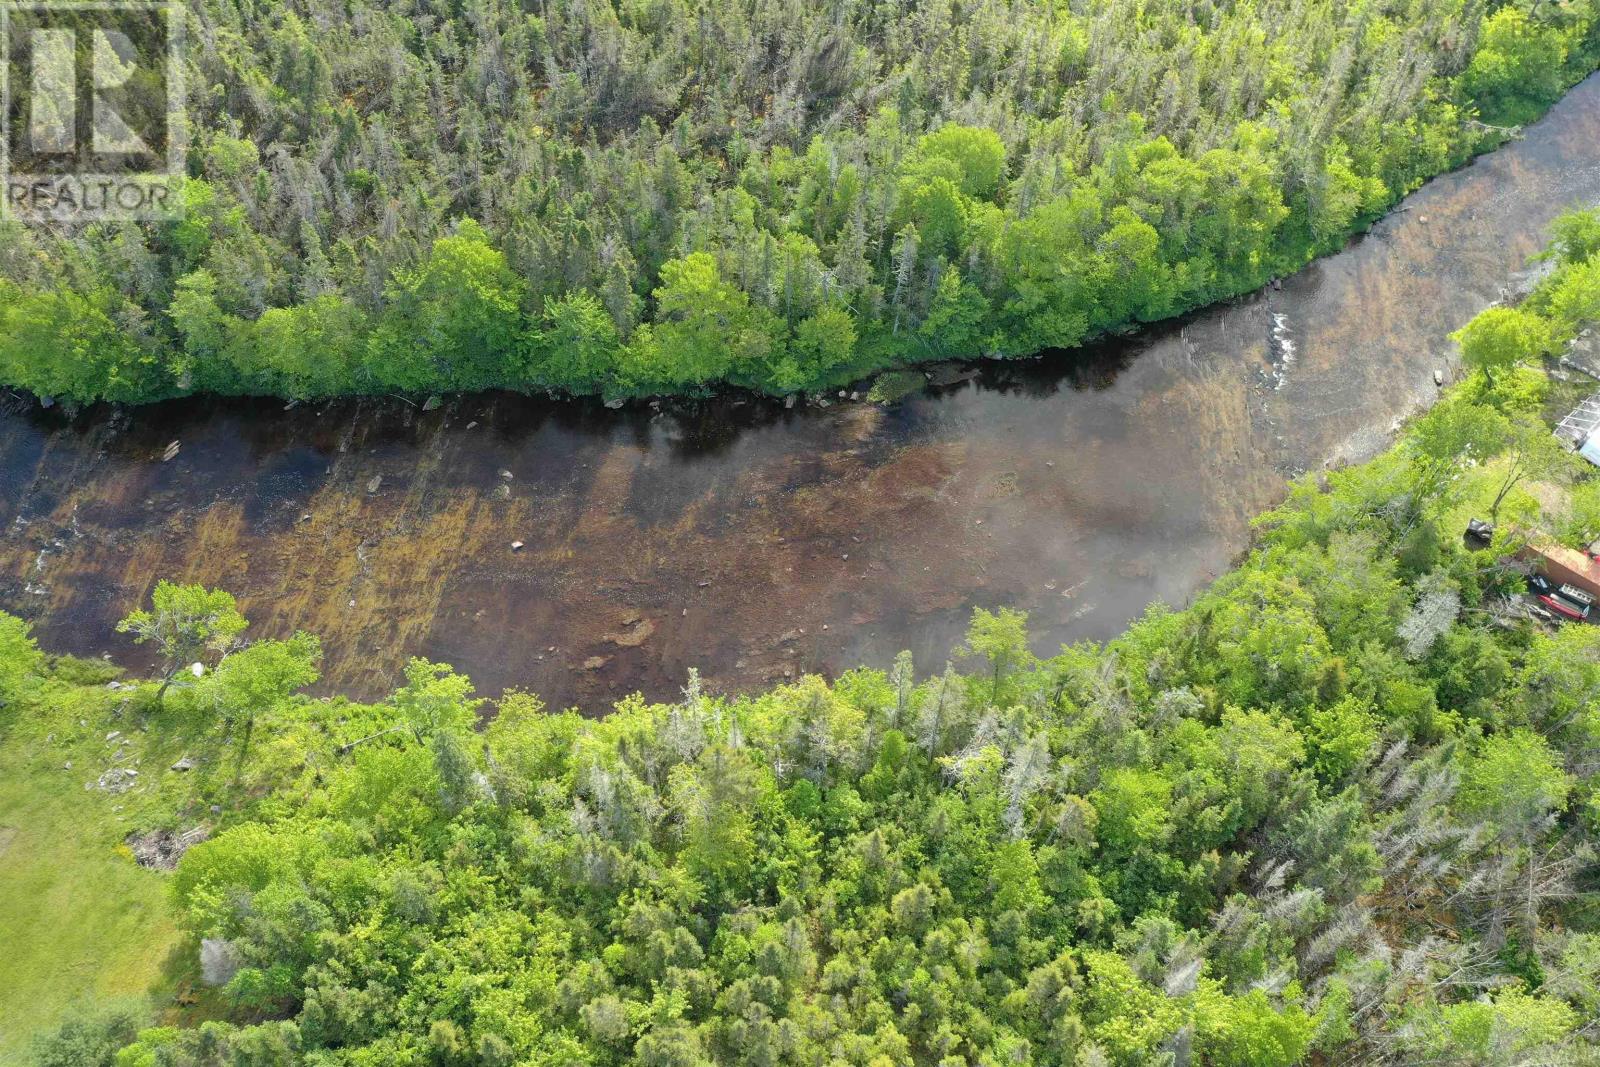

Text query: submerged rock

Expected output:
[924,364,978,388]
[606,618,655,647]
[867,371,925,404]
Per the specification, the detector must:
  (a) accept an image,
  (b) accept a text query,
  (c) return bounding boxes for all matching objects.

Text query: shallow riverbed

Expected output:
[5,74,1600,710]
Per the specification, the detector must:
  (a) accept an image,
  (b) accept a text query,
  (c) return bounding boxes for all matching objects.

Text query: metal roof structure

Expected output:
[1557,391,1600,449]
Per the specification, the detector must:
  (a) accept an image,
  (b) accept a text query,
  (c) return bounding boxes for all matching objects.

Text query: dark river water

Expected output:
[5,75,1600,711]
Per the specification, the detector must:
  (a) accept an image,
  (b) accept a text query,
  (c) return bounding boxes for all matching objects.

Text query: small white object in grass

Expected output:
[190,662,205,678]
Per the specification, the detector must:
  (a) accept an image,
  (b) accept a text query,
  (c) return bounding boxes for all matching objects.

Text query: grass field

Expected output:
[0,667,189,1065]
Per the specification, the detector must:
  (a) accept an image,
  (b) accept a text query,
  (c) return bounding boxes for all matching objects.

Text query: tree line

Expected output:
[1,0,1598,403]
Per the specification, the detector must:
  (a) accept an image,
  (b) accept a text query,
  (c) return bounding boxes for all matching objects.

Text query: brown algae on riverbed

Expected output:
[4,73,1600,711]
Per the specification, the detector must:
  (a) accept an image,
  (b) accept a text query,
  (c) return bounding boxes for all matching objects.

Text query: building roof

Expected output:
[1583,430,1600,468]
[1520,540,1600,601]
[1558,392,1600,453]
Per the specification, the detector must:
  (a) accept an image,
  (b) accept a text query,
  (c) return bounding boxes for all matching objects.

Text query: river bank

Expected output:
[4,74,1600,711]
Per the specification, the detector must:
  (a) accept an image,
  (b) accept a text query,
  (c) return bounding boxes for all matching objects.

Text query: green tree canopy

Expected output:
[116,583,248,699]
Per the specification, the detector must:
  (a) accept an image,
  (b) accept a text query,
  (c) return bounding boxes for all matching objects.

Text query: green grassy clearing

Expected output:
[0,741,175,1062]
[0,662,237,1063]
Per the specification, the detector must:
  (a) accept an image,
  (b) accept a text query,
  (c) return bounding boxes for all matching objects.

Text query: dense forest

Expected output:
[8,216,1600,1066]
[2,0,1599,402]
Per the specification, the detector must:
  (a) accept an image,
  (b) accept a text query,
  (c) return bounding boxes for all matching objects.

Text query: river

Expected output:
[4,75,1600,711]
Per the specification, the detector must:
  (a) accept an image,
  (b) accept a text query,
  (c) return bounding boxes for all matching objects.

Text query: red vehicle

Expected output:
[1531,574,1595,621]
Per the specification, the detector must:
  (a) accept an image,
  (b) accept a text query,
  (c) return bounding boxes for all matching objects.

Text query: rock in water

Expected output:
[866,371,925,404]
[606,618,655,647]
